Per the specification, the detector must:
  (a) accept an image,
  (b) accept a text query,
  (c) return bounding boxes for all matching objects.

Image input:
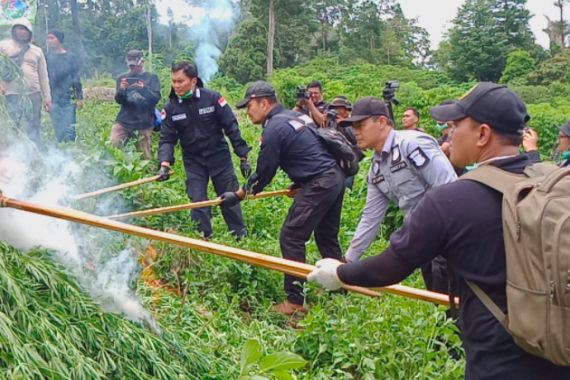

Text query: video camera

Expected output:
[382,80,400,105]
[296,86,310,100]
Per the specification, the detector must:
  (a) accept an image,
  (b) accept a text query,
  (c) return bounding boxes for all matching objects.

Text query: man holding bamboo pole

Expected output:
[220,81,345,316]
[308,83,570,379]
[157,61,251,239]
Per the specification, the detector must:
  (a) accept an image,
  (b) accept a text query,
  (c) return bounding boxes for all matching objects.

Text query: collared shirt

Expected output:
[345,129,457,262]
[158,87,250,167]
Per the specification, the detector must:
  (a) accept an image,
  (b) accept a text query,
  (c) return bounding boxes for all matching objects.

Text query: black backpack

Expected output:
[275,113,361,177]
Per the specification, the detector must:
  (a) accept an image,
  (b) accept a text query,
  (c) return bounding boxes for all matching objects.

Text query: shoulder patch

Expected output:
[288,120,305,131]
[160,109,167,120]
[391,145,401,164]
[407,147,430,169]
[218,97,228,107]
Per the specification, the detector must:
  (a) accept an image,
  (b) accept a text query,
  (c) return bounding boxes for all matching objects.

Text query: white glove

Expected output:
[307,258,344,290]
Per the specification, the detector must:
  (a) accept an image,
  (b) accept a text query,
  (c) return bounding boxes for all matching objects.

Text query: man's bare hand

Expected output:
[522,128,538,152]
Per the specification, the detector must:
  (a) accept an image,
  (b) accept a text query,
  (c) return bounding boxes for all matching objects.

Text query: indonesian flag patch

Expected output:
[160,109,167,120]
[218,97,228,107]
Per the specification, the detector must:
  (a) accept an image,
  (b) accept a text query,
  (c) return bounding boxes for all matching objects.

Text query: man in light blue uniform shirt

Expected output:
[342,97,457,293]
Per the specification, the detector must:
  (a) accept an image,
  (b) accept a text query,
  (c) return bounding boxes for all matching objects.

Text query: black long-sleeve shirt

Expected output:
[158,87,250,166]
[247,105,336,194]
[338,155,570,380]
[46,51,82,105]
[114,71,160,131]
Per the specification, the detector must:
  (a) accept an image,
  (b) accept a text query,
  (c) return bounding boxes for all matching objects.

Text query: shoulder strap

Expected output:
[460,165,523,195]
[12,44,30,66]
[465,280,509,330]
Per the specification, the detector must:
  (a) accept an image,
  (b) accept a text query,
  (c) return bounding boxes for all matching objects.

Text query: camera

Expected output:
[382,80,400,105]
[296,86,310,100]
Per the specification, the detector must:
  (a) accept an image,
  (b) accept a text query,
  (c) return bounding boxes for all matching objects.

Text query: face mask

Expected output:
[436,122,448,131]
[465,163,479,172]
[563,151,570,161]
[179,90,193,100]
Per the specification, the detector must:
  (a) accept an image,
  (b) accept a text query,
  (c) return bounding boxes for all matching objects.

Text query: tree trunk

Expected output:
[555,0,566,47]
[266,0,275,77]
[146,0,153,71]
[70,0,87,68]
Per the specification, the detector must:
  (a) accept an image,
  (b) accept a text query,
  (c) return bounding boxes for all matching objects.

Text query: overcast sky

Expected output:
[158,0,560,50]
[399,0,559,49]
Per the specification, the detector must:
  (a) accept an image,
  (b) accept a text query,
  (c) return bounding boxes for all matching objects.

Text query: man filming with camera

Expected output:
[293,80,328,127]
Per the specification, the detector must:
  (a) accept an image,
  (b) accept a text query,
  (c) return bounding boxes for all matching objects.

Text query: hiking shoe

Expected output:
[272,300,307,316]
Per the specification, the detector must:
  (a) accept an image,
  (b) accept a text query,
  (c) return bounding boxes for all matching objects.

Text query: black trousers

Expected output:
[280,166,345,305]
[6,93,42,145]
[184,158,246,238]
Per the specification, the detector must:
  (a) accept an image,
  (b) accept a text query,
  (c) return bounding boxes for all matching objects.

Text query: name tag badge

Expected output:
[390,161,407,173]
[371,174,385,184]
[198,106,215,115]
[172,113,187,122]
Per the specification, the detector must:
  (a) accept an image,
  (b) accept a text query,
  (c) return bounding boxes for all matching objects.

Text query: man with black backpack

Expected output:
[308,83,570,379]
[220,80,345,316]
[340,96,456,294]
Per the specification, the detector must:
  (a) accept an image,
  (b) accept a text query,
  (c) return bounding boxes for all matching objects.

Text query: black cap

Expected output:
[236,81,276,109]
[126,49,143,66]
[339,96,390,126]
[560,121,570,137]
[329,95,352,110]
[430,82,530,135]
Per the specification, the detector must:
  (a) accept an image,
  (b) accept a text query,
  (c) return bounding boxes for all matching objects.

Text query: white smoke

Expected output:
[0,138,160,334]
[157,0,239,82]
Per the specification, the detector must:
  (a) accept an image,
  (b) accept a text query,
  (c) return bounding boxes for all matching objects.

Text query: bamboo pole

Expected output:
[106,189,292,220]
[73,173,173,201]
[0,193,453,306]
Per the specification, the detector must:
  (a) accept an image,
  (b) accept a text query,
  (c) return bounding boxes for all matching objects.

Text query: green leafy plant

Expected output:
[239,339,307,380]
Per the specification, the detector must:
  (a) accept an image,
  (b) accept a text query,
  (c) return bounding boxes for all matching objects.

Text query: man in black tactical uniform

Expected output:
[220,81,345,315]
[157,61,251,239]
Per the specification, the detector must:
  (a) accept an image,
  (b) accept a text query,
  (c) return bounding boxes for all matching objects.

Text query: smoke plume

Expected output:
[0,134,160,334]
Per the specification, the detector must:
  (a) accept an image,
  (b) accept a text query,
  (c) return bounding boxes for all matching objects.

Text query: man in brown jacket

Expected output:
[0,18,51,145]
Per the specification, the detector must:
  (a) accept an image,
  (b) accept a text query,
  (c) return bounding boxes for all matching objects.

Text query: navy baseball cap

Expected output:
[430,82,530,135]
[236,81,276,109]
[339,96,390,126]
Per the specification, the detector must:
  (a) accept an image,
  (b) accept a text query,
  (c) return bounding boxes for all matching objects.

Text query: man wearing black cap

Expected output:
[308,83,570,379]
[111,49,160,160]
[46,30,83,143]
[337,96,456,294]
[157,61,250,239]
[221,80,345,315]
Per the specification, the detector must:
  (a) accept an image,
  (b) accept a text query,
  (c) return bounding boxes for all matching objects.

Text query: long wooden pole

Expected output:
[0,193,453,306]
[73,173,173,201]
[106,189,292,220]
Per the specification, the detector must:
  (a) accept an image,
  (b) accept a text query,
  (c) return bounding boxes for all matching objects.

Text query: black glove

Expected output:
[220,191,241,207]
[157,165,170,181]
[240,158,252,179]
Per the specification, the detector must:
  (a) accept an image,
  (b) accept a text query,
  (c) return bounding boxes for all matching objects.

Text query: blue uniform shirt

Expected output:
[346,129,457,262]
